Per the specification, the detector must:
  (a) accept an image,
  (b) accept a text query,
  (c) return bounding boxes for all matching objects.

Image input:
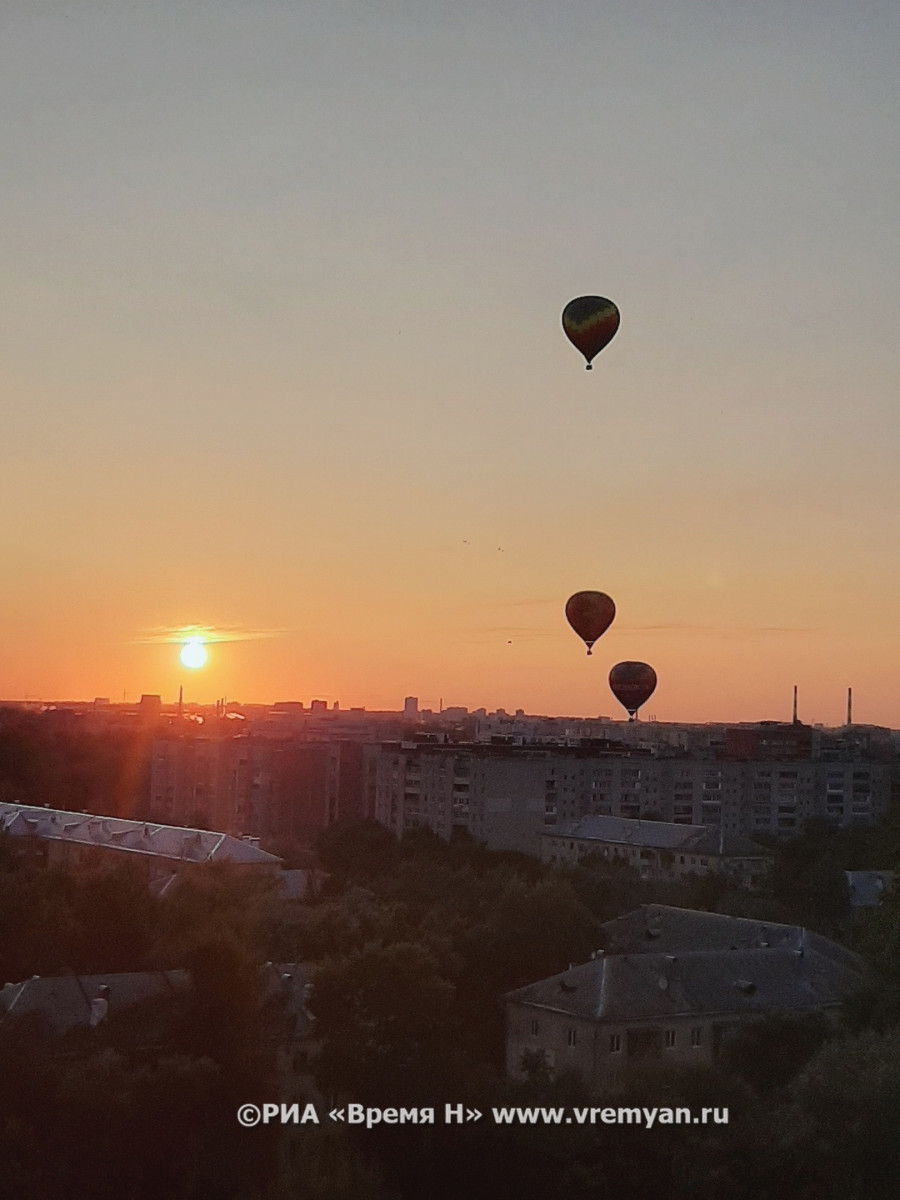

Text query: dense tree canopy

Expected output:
[3,790,900,1197]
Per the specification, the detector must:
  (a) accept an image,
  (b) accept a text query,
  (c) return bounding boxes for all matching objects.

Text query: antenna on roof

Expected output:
[847,687,852,726]
[792,685,798,724]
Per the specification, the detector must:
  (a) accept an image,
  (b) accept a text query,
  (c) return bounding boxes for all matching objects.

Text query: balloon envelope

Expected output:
[565,591,616,655]
[562,296,620,369]
[609,661,657,719]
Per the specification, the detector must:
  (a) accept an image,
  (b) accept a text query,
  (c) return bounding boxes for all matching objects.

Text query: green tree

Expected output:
[775,1029,900,1199]
[178,931,267,1083]
[315,820,400,889]
[716,1011,833,1095]
[310,940,456,1104]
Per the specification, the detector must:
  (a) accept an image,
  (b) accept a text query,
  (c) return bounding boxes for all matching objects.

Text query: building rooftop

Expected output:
[0,962,314,1040]
[600,905,858,969]
[546,815,768,858]
[0,970,189,1038]
[506,905,861,1022]
[506,942,860,1023]
[0,802,283,867]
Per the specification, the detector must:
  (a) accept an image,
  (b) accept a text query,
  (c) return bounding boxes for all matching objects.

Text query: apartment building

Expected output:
[149,735,367,841]
[368,740,896,854]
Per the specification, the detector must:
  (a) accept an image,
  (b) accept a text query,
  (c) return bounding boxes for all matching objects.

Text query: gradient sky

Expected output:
[2,1,899,724]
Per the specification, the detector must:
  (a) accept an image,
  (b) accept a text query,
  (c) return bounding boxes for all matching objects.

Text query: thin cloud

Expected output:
[480,625,557,637]
[616,623,817,636]
[484,596,559,609]
[457,625,558,646]
[137,624,285,645]
[468,621,816,639]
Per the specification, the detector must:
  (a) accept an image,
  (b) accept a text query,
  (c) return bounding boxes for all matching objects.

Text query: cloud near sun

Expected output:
[136,624,285,645]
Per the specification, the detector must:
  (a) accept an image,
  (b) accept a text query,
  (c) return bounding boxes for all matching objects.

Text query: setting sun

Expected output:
[179,638,208,670]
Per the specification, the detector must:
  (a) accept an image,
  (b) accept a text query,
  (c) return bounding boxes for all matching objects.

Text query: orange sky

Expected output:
[2,4,899,727]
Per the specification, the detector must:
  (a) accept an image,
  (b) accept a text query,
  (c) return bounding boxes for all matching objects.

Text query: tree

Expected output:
[775,1029,900,1198]
[178,931,266,1083]
[843,879,900,1031]
[716,1011,833,1095]
[315,821,400,889]
[310,940,456,1103]
[770,820,852,934]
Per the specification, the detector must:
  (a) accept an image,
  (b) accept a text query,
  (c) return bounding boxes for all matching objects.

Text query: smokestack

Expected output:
[792,685,798,724]
[847,687,852,726]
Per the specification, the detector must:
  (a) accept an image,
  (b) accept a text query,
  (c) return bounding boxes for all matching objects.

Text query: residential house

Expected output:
[541,815,771,889]
[505,905,861,1090]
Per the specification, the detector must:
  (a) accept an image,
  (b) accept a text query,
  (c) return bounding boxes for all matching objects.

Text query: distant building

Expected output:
[541,815,771,890]
[148,736,368,840]
[371,742,560,854]
[723,722,813,761]
[137,694,162,725]
[369,740,895,855]
[505,905,861,1090]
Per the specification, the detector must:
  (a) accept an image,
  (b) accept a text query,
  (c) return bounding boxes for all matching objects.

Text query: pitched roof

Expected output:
[544,815,768,858]
[507,944,860,1023]
[0,971,188,1038]
[0,803,282,866]
[601,904,801,955]
[506,905,861,1023]
[1,962,315,1040]
[600,904,859,970]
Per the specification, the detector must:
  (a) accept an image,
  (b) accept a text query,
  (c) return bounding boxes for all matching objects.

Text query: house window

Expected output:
[665,1030,676,1048]
[609,1034,621,1053]
[567,1028,577,1047]
[530,1019,539,1036]
[690,1027,702,1047]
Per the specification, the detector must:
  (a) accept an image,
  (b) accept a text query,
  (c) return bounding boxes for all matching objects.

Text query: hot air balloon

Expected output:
[565,591,616,655]
[609,661,657,721]
[562,296,620,369]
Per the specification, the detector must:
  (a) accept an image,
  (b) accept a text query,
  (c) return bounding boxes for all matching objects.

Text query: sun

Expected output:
[179,637,208,669]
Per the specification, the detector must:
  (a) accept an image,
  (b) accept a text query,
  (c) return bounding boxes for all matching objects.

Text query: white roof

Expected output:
[0,803,282,866]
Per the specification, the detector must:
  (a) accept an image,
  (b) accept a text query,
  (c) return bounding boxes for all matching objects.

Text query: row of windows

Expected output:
[531,1022,703,1050]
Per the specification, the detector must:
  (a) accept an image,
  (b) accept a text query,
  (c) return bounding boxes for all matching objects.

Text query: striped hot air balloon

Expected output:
[609,661,657,721]
[562,296,620,369]
[565,591,616,655]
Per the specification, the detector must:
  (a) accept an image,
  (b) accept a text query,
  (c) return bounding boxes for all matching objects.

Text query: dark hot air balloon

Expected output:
[562,296,620,369]
[609,661,657,720]
[565,591,616,655]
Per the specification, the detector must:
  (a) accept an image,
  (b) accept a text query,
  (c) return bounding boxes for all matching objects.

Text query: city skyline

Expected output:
[3,4,898,727]
[0,681,881,733]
